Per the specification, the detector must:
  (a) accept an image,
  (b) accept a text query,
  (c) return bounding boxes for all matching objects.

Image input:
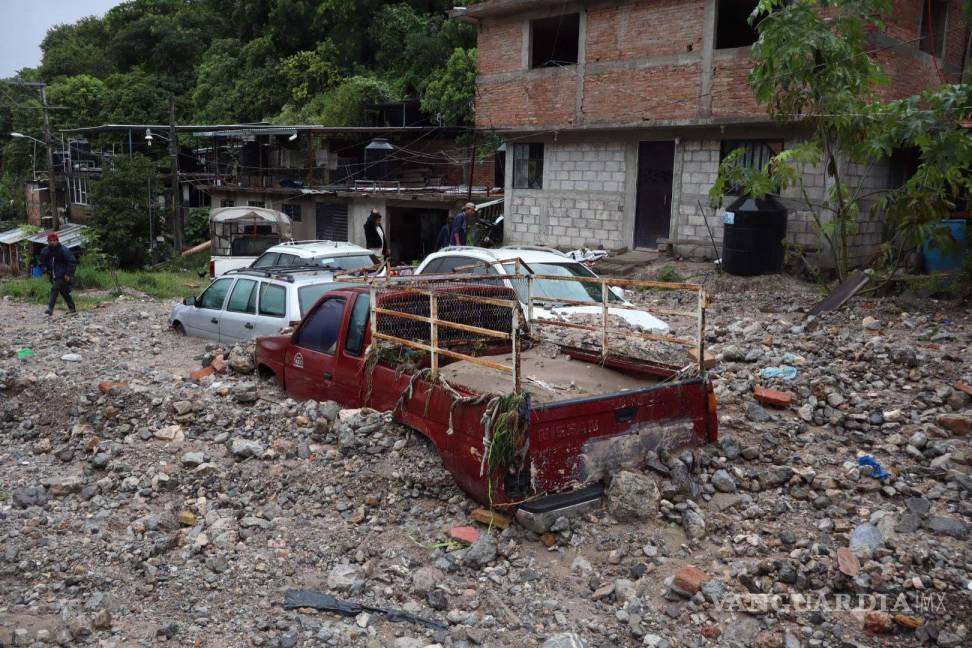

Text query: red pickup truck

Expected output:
[255,284,717,527]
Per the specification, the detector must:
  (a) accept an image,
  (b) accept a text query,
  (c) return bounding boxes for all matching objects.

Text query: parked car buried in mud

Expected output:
[254,275,717,528]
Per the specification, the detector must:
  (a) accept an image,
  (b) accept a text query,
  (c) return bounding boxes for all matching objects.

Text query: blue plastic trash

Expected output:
[759,365,797,380]
[857,455,889,480]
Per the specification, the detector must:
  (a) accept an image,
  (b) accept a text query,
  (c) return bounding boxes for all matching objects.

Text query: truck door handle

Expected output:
[211,318,219,324]
[614,406,637,423]
[323,372,333,380]
[244,323,254,329]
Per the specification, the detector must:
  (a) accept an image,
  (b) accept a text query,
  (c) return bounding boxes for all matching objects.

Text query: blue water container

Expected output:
[31,265,44,278]
[922,219,968,273]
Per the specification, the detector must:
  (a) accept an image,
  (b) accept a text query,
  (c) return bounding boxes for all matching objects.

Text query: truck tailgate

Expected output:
[527,378,716,494]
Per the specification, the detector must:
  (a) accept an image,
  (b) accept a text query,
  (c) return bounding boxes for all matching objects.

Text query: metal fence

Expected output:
[360,264,708,394]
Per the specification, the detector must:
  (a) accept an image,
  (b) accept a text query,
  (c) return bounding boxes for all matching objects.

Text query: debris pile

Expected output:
[1,275,971,646]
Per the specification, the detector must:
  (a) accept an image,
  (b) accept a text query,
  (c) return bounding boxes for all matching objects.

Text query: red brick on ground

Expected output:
[688,348,717,369]
[864,611,893,634]
[754,386,793,408]
[937,414,971,436]
[190,365,215,380]
[98,381,128,394]
[673,565,706,594]
[953,383,972,397]
[448,526,480,545]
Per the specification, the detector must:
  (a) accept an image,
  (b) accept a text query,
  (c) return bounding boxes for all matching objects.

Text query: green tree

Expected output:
[421,48,477,125]
[46,75,107,130]
[289,76,393,126]
[39,17,116,80]
[89,155,160,269]
[278,40,342,105]
[101,69,172,124]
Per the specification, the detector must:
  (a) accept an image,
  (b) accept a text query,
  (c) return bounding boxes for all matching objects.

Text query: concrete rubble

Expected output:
[1,268,971,646]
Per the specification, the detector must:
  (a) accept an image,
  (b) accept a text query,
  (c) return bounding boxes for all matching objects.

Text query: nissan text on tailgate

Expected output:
[255,271,716,529]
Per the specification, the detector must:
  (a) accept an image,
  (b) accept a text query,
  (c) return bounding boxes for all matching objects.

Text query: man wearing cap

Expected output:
[40,232,78,316]
[450,202,476,247]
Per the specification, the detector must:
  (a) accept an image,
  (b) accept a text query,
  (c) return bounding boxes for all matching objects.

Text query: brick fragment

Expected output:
[672,565,706,594]
[190,365,215,380]
[448,526,480,545]
[471,508,511,529]
[754,386,792,408]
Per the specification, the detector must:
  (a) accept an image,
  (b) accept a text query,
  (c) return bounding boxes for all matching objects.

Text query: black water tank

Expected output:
[721,195,788,276]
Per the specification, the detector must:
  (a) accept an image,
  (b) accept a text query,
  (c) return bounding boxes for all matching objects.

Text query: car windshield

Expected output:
[309,254,379,270]
[501,262,621,304]
[298,281,363,316]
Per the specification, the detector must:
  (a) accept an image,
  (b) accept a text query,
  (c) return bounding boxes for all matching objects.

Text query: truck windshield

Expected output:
[501,262,621,304]
[230,236,279,256]
[310,254,380,270]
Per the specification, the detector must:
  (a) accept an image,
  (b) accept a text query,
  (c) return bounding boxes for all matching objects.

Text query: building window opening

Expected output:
[719,140,783,192]
[531,14,580,68]
[282,203,302,222]
[919,0,948,58]
[716,0,760,49]
[513,143,544,190]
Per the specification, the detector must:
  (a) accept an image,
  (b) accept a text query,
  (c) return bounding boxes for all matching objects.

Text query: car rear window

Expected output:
[311,254,380,271]
[258,283,286,317]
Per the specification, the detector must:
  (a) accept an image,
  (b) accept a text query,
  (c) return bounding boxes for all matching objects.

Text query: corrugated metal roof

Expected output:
[0,227,27,245]
[25,223,87,249]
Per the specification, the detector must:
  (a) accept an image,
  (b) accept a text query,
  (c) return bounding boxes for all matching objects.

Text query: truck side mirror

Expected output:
[183,296,196,307]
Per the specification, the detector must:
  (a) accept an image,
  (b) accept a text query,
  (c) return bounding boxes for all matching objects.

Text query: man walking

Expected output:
[40,232,77,316]
[450,202,476,247]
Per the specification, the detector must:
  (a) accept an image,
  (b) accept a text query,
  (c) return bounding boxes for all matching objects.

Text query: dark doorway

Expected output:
[316,202,349,241]
[634,141,675,249]
[388,206,449,264]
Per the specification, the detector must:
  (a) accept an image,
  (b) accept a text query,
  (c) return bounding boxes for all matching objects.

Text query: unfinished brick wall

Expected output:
[477,20,523,76]
[585,0,704,63]
[476,71,578,129]
[473,0,967,131]
[583,64,702,123]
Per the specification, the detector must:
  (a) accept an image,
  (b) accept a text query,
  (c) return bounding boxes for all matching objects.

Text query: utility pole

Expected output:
[4,80,59,229]
[40,85,59,230]
[169,98,183,252]
[466,132,477,202]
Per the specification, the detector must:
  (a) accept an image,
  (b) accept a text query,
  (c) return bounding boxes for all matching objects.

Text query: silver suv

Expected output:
[169,268,359,343]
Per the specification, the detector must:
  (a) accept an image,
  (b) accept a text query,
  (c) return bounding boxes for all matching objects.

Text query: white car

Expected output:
[250,240,380,273]
[169,268,360,343]
[414,246,669,332]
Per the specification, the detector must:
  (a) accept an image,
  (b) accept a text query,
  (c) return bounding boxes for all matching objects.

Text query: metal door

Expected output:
[634,141,675,249]
[315,202,349,241]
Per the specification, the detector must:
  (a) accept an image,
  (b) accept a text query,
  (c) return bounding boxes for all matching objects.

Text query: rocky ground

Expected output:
[1,267,970,648]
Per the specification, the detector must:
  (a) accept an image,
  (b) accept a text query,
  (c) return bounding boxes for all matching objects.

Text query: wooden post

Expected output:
[40,85,58,230]
[430,293,439,381]
[697,287,706,374]
[601,279,609,361]
[526,274,534,323]
[512,303,520,393]
[369,284,378,346]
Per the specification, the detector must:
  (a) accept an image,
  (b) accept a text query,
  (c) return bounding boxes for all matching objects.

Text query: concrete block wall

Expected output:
[672,139,889,266]
[506,140,629,249]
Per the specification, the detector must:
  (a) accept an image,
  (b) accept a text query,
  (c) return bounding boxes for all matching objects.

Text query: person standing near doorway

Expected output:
[363,209,388,259]
[40,232,77,316]
[450,202,476,247]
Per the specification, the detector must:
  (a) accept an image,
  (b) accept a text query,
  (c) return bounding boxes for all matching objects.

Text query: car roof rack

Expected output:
[223,265,333,282]
[277,239,355,247]
[500,244,566,256]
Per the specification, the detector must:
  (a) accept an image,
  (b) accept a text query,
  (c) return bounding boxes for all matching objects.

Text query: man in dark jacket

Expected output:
[363,209,387,259]
[40,232,78,316]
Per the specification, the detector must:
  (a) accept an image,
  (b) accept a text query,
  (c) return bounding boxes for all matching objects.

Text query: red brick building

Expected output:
[457,0,970,261]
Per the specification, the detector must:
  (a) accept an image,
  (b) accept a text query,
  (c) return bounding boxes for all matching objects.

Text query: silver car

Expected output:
[169,268,357,343]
